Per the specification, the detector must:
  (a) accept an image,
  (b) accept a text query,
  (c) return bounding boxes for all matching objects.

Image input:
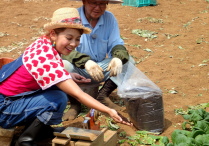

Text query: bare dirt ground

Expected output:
[0,0,209,145]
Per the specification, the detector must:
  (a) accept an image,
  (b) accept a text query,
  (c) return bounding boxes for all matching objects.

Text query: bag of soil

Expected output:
[117,62,164,133]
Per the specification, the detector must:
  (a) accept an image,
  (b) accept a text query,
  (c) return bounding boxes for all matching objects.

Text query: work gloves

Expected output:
[85,57,122,82]
[85,60,104,82]
[107,57,122,77]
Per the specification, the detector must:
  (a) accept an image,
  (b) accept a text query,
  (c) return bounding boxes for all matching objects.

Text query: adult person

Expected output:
[0,7,131,146]
[62,0,134,121]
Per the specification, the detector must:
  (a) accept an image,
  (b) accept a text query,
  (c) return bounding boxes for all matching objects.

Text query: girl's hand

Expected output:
[107,108,132,126]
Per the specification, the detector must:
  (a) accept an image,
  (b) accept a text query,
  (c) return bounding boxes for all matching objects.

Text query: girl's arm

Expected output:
[56,79,131,126]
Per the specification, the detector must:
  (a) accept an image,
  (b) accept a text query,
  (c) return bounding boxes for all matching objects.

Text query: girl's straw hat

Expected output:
[44,7,91,34]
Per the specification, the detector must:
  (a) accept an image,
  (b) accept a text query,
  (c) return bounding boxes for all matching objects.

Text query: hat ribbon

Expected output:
[59,17,82,25]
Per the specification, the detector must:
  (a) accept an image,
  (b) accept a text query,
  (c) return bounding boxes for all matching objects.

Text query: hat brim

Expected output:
[69,0,123,4]
[44,22,91,34]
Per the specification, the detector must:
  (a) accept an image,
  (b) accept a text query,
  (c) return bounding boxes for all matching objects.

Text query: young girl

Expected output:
[0,7,131,146]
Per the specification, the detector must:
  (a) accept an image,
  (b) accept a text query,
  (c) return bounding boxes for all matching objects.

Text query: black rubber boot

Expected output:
[15,118,53,146]
[62,96,81,121]
[97,79,122,111]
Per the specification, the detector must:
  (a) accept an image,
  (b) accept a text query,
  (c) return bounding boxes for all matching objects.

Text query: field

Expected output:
[0,0,209,145]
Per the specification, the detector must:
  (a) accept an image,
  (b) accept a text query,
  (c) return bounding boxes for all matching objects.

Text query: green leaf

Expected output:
[204,113,209,122]
[132,29,158,40]
[159,136,169,145]
[143,48,153,52]
[127,140,138,146]
[182,121,192,130]
[174,134,188,144]
[178,46,185,49]
[202,60,209,63]
[185,137,196,145]
[199,63,207,67]
[148,134,160,140]
[119,131,127,137]
[195,134,209,145]
[176,143,192,146]
[185,109,205,123]
[196,38,203,44]
[127,135,137,140]
[191,129,206,138]
[183,114,192,120]
[166,143,174,146]
[106,118,120,130]
[118,139,126,144]
[169,90,178,94]
[136,130,149,135]
[140,136,155,144]
[171,130,192,143]
[193,120,209,133]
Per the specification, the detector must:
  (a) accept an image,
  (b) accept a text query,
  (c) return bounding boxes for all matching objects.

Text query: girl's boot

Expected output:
[15,118,53,146]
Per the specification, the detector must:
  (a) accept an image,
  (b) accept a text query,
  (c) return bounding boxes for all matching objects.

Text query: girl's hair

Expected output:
[46,28,84,36]
[54,28,67,34]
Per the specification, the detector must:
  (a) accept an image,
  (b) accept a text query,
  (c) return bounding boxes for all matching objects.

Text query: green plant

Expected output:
[119,131,127,137]
[132,29,158,40]
[124,131,169,146]
[106,117,120,130]
[168,104,209,145]
[122,103,209,146]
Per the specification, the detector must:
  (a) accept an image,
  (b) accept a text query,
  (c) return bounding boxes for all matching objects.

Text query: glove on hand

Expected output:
[85,60,104,82]
[107,57,122,77]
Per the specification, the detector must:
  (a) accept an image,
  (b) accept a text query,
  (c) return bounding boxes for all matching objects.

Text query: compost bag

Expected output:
[117,62,164,133]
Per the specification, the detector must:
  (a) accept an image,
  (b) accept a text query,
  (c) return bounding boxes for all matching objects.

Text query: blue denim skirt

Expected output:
[0,88,68,129]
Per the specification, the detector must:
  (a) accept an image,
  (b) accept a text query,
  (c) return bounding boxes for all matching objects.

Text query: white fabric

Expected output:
[22,36,72,90]
[84,60,104,82]
[107,57,122,76]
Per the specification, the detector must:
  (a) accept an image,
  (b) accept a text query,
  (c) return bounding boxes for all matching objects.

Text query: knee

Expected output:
[48,90,68,112]
[63,60,74,72]
[56,92,68,111]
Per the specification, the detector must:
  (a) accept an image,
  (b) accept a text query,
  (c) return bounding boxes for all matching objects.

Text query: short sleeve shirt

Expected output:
[76,6,124,62]
[22,36,72,90]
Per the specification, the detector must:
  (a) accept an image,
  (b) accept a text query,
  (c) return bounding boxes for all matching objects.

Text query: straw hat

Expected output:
[44,7,91,34]
[69,0,123,4]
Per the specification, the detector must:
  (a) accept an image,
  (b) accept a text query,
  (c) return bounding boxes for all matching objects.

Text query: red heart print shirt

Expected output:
[22,36,72,90]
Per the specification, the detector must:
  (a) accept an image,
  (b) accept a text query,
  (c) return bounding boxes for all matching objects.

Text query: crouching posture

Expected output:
[0,7,131,146]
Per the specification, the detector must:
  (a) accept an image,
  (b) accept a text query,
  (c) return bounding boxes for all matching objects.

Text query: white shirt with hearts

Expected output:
[22,36,72,90]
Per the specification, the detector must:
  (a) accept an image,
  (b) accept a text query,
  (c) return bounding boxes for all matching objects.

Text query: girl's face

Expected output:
[51,28,81,55]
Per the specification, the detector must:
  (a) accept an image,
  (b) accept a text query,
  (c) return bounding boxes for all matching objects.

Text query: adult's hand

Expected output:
[70,73,91,84]
[107,57,122,76]
[85,60,104,82]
